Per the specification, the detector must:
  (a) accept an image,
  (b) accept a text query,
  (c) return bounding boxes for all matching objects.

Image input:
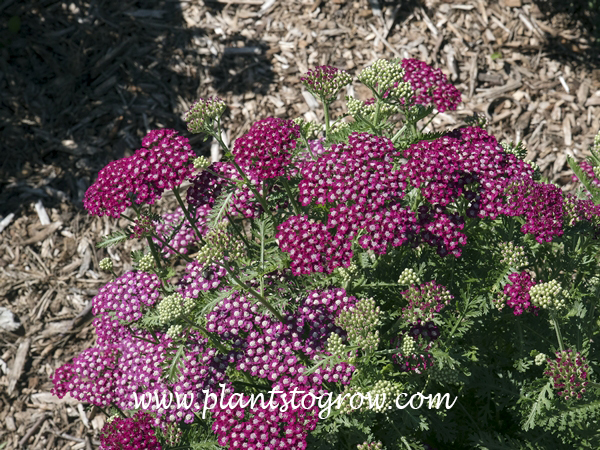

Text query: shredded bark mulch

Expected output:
[1,0,599,448]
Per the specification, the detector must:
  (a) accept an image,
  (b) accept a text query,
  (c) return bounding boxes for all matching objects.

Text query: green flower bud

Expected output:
[99,257,113,271]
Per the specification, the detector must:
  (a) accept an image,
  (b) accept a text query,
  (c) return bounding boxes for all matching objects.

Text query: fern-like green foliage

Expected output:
[96,229,129,248]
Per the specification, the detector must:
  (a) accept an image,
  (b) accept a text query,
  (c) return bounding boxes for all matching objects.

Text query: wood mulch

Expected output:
[1,0,599,448]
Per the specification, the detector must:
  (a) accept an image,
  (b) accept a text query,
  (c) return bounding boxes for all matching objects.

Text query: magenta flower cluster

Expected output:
[392,322,440,374]
[276,215,352,275]
[84,129,195,218]
[99,412,162,450]
[502,271,537,316]
[544,350,589,400]
[399,58,462,112]
[233,118,300,180]
[153,206,211,256]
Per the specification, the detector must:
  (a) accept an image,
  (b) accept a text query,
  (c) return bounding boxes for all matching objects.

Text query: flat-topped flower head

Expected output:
[301,65,352,103]
[184,97,226,134]
[99,412,162,450]
[232,117,300,179]
[399,58,462,112]
[83,129,195,218]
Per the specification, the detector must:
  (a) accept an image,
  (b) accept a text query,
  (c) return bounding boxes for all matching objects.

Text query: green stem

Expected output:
[373,98,382,128]
[230,160,273,218]
[323,100,331,136]
[215,117,230,155]
[219,259,285,322]
[282,177,301,215]
[420,112,439,133]
[146,236,163,270]
[111,402,126,418]
[225,211,251,249]
[173,186,204,242]
[391,124,408,144]
[551,311,565,352]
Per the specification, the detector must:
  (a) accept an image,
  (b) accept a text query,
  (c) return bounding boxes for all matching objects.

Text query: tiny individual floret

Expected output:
[529,279,568,310]
[398,268,421,286]
[544,349,589,400]
[499,242,528,269]
[184,97,226,134]
[158,292,194,324]
[358,59,412,100]
[99,257,113,271]
[301,65,353,103]
[336,297,381,352]
[138,253,154,272]
[192,155,211,171]
[357,442,383,450]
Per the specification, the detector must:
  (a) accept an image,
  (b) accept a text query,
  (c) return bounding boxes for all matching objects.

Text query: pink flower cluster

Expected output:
[84,129,195,218]
[399,58,462,112]
[92,271,161,322]
[177,260,227,298]
[100,412,162,450]
[545,349,589,400]
[233,118,300,180]
[276,215,352,275]
[212,393,319,450]
[502,271,537,315]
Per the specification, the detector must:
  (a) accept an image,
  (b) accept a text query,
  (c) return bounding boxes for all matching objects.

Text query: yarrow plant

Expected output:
[54,58,600,449]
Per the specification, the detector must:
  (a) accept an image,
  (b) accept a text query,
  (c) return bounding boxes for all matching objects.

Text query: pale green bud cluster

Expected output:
[593,129,600,154]
[184,97,226,134]
[301,66,353,103]
[535,353,547,366]
[588,276,600,288]
[196,222,245,266]
[158,292,195,324]
[293,118,323,139]
[326,333,346,356]
[494,293,508,311]
[337,263,358,284]
[193,156,211,171]
[346,97,400,120]
[499,242,528,269]
[99,257,113,271]
[163,422,182,446]
[401,335,416,355]
[357,59,412,99]
[529,280,568,310]
[501,141,527,160]
[431,364,459,385]
[331,120,351,133]
[594,166,600,180]
[138,253,154,272]
[336,297,381,352]
[398,268,421,286]
[357,442,383,450]
[369,380,402,412]
[167,324,184,338]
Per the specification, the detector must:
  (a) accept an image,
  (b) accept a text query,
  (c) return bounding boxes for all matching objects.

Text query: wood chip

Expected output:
[20,221,62,246]
[8,338,31,396]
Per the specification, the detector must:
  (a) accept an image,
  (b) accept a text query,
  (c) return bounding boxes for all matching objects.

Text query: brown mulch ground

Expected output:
[1,0,599,448]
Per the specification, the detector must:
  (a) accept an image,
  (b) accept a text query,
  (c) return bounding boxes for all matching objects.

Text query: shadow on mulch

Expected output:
[532,0,600,67]
[0,0,273,218]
